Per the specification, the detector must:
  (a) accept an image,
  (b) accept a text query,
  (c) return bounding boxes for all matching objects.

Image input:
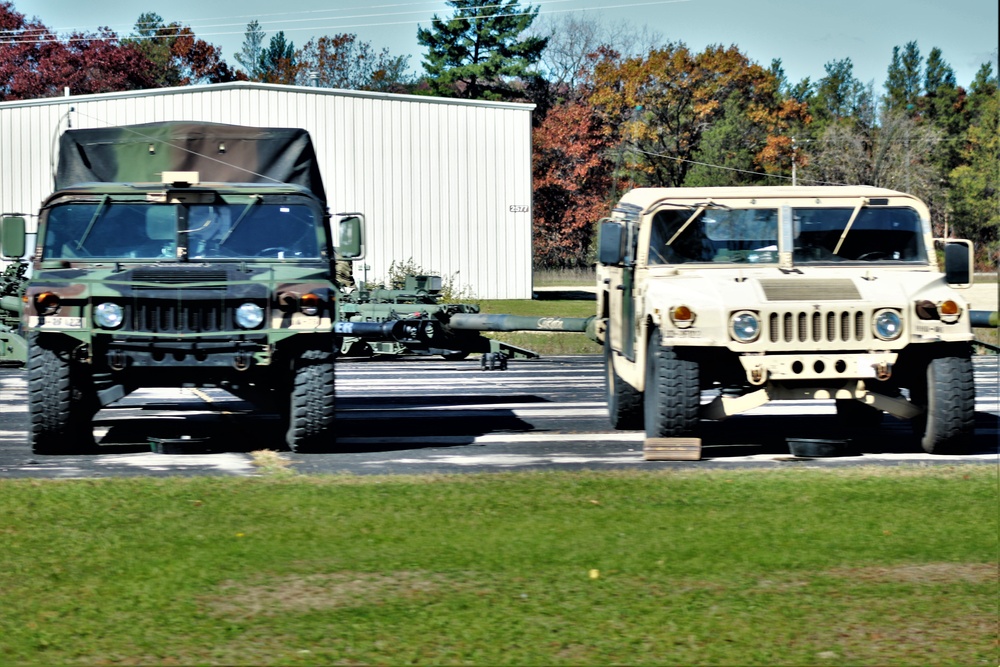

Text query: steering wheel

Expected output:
[256,247,292,257]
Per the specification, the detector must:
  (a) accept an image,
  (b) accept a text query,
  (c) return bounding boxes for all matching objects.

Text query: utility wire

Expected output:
[0,0,692,45]
[631,147,854,187]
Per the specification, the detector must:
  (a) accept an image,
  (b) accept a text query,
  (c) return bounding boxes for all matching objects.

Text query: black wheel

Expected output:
[643,329,700,438]
[286,348,335,452]
[27,335,97,455]
[605,336,642,429]
[911,354,975,454]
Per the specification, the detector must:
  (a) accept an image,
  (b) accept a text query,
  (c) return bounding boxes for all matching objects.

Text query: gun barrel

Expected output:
[971,310,998,328]
[447,313,594,333]
[0,295,22,314]
[335,319,440,344]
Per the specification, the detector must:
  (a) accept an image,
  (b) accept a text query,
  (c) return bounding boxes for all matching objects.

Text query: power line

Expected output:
[632,148,853,187]
[1,0,693,46]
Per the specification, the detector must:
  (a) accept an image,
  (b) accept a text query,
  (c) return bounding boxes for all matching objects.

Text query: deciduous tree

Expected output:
[949,62,998,267]
[1,2,156,100]
[124,12,239,87]
[589,43,808,187]
[296,33,410,91]
[532,101,617,267]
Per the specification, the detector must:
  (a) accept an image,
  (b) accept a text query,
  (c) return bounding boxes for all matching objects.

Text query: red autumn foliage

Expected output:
[532,101,619,268]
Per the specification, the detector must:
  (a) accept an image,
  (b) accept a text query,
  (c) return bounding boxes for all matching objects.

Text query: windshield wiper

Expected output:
[832,197,868,256]
[75,195,110,251]
[664,202,731,247]
[666,204,707,246]
[219,195,261,244]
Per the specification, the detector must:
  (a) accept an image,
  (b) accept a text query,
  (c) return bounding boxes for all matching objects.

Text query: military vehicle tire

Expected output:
[605,337,642,429]
[286,348,335,452]
[643,330,700,438]
[27,335,96,455]
[911,354,974,454]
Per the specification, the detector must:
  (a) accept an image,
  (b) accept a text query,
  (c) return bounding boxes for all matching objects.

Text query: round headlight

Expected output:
[235,302,264,329]
[731,311,760,343]
[873,309,902,340]
[94,302,124,329]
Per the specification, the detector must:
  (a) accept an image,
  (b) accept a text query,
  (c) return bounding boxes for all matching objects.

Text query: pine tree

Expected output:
[259,31,296,84]
[235,20,266,81]
[884,41,922,111]
[416,0,547,100]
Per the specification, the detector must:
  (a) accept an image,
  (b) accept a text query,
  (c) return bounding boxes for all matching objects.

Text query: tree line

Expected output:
[2,0,997,270]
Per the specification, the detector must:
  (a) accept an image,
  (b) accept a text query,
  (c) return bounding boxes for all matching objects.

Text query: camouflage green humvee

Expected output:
[595,186,977,454]
[4,122,364,454]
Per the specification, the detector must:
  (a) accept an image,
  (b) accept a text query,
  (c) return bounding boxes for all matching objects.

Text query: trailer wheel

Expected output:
[911,354,975,454]
[28,335,97,455]
[605,337,642,429]
[286,348,335,452]
[643,329,700,438]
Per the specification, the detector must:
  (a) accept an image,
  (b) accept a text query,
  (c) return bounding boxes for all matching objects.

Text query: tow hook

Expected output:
[108,348,127,371]
[875,361,891,380]
[233,349,251,371]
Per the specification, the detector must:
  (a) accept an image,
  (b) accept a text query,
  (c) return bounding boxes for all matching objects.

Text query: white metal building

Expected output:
[0,82,535,299]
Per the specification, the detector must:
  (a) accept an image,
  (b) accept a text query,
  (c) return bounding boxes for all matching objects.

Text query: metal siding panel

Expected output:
[1,85,534,296]
[426,103,441,277]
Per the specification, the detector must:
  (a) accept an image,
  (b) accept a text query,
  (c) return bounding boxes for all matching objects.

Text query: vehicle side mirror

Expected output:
[335,213,365,260]
[940,239,973,287]
[598,220,626,266]
[1,217,26,259]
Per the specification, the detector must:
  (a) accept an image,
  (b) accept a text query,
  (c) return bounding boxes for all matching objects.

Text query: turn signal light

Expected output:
[34,291,61,315]
[670,305,695,329]
[939,300,960,316]
[939,299,961,323]
[299,293,322,316]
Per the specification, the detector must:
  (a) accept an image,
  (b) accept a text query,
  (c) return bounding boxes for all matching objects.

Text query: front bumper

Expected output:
[739,351,898,384]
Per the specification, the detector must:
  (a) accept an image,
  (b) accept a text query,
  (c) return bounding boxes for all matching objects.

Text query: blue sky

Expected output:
[9,0,999,90]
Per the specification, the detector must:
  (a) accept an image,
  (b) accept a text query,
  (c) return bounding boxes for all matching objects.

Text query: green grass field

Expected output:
[1,467,996,665]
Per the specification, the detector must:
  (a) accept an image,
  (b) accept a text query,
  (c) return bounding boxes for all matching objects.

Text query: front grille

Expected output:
[129,299,228,333]
[132,267,229,288]
[759,279,861,301]
[768,309,868,344]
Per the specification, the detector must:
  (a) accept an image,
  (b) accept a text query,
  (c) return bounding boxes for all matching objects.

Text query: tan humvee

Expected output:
[594,186,976,454]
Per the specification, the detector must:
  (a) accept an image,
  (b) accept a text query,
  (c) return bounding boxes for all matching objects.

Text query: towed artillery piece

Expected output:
[0,253,27,365]
[335,274,595,369]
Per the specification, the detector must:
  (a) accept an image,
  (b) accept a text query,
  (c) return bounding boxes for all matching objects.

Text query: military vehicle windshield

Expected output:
[792,207,927,264]
[648,207,779,264]
[42,200,322,261]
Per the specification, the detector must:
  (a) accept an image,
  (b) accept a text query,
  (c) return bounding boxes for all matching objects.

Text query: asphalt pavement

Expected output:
[0,355,997,478]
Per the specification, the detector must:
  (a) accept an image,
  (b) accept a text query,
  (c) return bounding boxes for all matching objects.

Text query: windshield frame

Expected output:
[38,193,328,264]
[643,203,781,266]
[790,203,930,266]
